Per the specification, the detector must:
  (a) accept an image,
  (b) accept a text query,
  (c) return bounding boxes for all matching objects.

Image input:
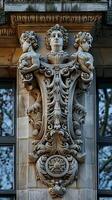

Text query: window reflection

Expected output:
[98,88,112,137]
[0,198,15,200]
[0,146,14,190]
[98,146,112,190]
[0,89,14,136]
[99,198,112,200]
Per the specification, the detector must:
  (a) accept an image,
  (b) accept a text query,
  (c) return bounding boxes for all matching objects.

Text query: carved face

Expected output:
[21,40,30,53]
[81,40,91,52]
[50,30,63,52]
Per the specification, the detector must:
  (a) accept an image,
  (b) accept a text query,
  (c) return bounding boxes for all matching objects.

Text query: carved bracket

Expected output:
[18,24,94,198]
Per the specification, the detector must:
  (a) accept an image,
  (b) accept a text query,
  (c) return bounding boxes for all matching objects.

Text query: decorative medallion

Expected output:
[46,155,69,178]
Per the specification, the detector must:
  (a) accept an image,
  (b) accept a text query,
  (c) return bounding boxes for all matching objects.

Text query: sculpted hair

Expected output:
[74,32,93,49]
[45,24,69,50]
[20,31,39,51]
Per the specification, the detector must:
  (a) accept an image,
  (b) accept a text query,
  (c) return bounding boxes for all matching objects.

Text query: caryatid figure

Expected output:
[73,31,94,83]
[19,31,40,75]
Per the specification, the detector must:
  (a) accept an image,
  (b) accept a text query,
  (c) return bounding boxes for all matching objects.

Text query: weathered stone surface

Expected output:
[18,139,29,164]
[0,48,15,65]
[18,90,35,118]
[18,96,26,117]
[18,25,95,198]
[5,2,108,12]
[63,189,79,200]
[79,189,97,200]
[77,164,96,190]
[84,94,95,139]
[18,164,28,189]
[85,138,96,165]
[0,2,111,199]
[28,164,37,188]
[29,189,52,200]
[17,190,29,200]
[28,188,97,200]
[12,48,21,65]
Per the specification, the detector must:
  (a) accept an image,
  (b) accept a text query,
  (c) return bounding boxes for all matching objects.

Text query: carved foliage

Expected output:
[18,25,94,198]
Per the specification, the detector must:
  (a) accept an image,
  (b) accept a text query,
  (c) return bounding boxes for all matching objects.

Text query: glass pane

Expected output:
[98,88,112,137]
[99,198,112,200]
[0,88,14,136]
[98,146,112,190]
[0,198,15,200]
[0,146,14,190]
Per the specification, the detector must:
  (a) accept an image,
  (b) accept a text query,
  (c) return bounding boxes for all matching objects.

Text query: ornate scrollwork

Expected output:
[18,25,94,198]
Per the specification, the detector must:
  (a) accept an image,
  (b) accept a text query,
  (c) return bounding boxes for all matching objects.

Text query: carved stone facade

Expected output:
[18,24,94,198]
[1,1,112,199]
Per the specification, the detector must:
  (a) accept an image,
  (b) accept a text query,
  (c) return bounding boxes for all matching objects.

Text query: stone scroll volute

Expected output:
[18,25,94,198]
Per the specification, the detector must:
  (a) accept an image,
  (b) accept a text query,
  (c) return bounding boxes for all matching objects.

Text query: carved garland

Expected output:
[18,24,94,198]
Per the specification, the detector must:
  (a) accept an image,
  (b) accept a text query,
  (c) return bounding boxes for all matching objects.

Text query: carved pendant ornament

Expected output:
[18,25,94,198]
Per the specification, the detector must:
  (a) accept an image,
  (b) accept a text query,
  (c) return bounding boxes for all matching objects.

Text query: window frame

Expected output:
[0,79,16,199]
[96,78,112,199]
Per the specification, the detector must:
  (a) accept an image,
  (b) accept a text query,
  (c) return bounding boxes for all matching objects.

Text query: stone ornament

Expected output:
[18,24,94,198]
[10,13,102,26]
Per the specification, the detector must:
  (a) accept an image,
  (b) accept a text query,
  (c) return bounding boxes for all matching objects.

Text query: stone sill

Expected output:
[5,2,108,12]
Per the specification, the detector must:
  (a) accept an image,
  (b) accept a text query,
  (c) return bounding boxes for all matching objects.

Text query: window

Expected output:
[0,79,16,199]
[97,79,112,199]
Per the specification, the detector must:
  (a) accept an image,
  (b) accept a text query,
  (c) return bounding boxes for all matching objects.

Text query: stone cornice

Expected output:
[10,13,103,26]
[0,13,103,47]
[5,1,108,12]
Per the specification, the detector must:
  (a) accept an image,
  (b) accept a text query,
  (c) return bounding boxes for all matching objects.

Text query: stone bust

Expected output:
[45,24,69,64]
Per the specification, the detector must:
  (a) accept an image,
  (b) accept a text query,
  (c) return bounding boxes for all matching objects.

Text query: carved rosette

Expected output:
[36,155,78,197]
[18,25,94,198]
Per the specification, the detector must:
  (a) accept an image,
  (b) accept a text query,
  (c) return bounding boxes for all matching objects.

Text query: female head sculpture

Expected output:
[74,32,93,52]
[20,31,39,53]
[45,24,68,53]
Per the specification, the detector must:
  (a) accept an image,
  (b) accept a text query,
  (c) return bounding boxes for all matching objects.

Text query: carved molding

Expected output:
[18,24,94,198]
[11,13,102,26]
[0,27,16,37]
[0,13,102,41]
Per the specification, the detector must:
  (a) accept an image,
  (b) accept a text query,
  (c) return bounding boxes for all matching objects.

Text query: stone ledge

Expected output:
[5,2,108,12]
